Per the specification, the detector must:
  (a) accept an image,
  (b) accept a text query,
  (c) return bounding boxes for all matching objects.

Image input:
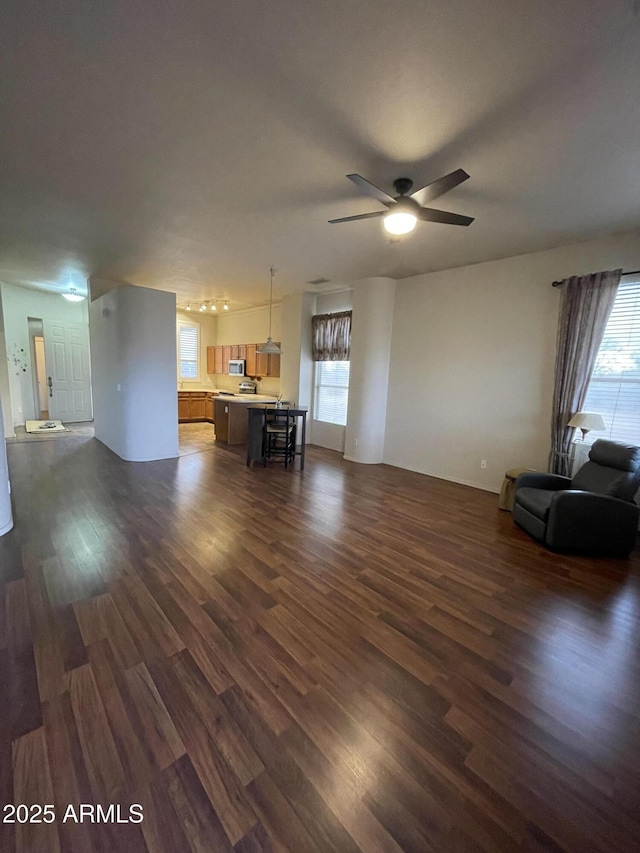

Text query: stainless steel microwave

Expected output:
[228,359,245,375]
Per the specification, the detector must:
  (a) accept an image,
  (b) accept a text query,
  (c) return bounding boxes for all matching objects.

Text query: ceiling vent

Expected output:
[306,277,331,286]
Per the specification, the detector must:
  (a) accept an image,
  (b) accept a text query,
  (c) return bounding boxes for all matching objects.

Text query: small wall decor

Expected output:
[9,344,28,377]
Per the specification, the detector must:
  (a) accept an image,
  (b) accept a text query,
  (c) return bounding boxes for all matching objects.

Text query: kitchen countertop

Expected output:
[218,394,278,403]
[177,387,276,401]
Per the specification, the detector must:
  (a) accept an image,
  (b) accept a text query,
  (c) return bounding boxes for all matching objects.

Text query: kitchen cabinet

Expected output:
[207,341,280,377]
[268,350,281,378]
[190,394,206,420]
[178,393,191,421]
[178,392,216,423]
[205,394,215,422]
[206,346,223,374]
[255,350,269,377]
[252,345,281,378]
[245,344,257,376]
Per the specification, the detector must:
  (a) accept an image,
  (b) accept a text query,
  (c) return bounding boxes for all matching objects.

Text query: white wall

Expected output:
[281,293,315,410]
[384,229,640,492]
[90,284,178,461]
[0,282,89,428]
[0,397,12,535]
[345,279,396,463]
[0,296,13,437]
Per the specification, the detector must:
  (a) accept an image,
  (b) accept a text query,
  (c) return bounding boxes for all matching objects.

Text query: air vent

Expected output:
[306,277,331,286]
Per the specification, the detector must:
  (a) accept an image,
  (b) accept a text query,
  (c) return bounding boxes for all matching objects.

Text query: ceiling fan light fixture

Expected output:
[62,287,85,302]
[383,211,417,235]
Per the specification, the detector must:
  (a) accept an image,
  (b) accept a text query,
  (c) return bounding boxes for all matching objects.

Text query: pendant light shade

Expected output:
[257,266,282,355]
[257,337,282,355]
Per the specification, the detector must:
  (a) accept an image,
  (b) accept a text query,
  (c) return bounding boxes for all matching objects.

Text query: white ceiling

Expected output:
[1,0,640,309]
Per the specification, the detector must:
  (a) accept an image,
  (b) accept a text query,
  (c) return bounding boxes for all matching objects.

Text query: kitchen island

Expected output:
[214,395,278,444]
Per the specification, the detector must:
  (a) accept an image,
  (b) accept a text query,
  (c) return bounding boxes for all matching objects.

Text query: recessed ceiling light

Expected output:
[62,287,85,302]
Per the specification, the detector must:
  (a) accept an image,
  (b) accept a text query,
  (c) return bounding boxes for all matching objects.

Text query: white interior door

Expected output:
[43,319,93,422]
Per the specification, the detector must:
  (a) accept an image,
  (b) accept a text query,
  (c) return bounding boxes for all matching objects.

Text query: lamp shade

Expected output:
[568,412,606,432]
[256,337,282,355]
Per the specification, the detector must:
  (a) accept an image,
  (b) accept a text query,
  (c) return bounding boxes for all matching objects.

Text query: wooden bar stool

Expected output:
[264,407,296,468]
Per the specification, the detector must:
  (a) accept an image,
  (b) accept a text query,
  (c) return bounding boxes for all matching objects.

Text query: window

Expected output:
[314,360,350,425]
[583,278,640,444]
[178,322,199,380]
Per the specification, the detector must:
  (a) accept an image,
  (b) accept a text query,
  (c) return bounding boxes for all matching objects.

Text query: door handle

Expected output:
[48,376,53,397]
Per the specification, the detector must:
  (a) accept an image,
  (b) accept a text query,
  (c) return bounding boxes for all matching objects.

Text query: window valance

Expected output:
[312,311,352,361]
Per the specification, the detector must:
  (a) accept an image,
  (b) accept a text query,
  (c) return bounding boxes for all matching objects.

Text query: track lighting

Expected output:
[223,302,229,311]
[185,303,191,311]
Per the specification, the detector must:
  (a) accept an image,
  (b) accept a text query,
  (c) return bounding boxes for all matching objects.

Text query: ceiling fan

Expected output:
[329,168,474,236]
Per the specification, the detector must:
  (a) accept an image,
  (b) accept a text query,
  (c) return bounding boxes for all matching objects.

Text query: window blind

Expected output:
[583,279,640,444]
[314,361,350,425]
[178,323,199,379]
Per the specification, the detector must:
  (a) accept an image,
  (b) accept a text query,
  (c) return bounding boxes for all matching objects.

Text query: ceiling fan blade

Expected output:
[346,174,395,206]
[419,207,474,226]
[410,169,470,206]
[328,211,386,224]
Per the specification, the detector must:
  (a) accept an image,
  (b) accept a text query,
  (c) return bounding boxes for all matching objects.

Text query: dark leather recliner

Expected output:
[513,439,640,557]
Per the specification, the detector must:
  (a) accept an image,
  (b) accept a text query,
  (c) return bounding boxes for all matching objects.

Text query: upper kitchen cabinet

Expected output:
[253,345,280,378]
[206,341,280,376]
[245,344,257,376]
[207,346,224,374]
[268,349,281,378]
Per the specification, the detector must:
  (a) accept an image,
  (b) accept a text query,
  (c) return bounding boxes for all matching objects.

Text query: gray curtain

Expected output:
[550,269,621,475]
[312,311,351,361]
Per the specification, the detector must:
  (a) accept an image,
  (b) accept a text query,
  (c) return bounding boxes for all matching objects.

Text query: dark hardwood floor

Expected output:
[1,425,640,852]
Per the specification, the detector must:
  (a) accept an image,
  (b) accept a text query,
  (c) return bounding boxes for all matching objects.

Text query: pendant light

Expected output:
[257,266,282,355]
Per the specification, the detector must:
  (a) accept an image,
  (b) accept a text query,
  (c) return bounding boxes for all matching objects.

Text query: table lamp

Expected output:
[568,411,606,442]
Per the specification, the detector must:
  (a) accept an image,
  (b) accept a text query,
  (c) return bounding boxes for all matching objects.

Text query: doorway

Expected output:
[32,335,49,419]
[27,316,93,424]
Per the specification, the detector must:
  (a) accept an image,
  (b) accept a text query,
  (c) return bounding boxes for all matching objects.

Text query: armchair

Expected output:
[513,439,640,556]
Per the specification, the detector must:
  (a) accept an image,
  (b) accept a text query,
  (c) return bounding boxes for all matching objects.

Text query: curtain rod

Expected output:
[552,269,640,287]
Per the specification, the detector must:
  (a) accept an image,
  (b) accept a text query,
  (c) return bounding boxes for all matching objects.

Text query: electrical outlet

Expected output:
[480,459,487,469]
